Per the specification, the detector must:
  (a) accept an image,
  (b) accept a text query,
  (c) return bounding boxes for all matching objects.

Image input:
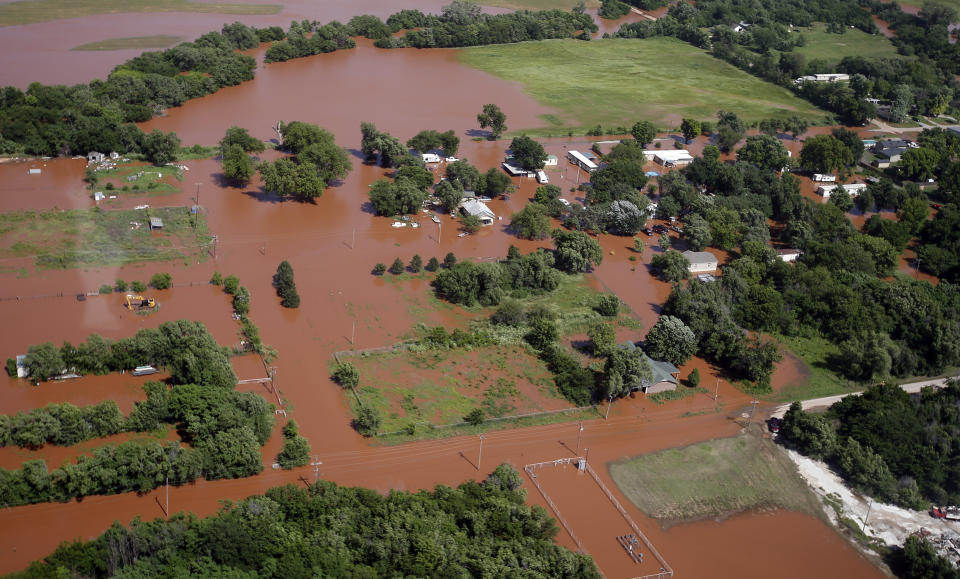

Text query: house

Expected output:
[777,249,802,262]
[502,161,531,177]
[873,139,915,163]
[794,73,850,85]
[731,21,751,33]
[567,150,598,172]
[619,342,681,394]
[652,150,694,167]
[87,151,105,164]
[459,199,496,225]
[15,354,27,378]
[149,217,164,230]
[93,191,105,202]
[421,153,442,164]
[682,250,719,273]
[544,154,559,167]
[817,183,867,198]
[812,173,836,182]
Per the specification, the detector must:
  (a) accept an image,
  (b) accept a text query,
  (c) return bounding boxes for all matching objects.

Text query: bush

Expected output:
[373,263,386,275]
[389,258,405,274]
[688,368,701,387]
[210,272,223,286]
[332,363,359,389]
[425,257,440,272]
[223,275,240,295]
[130,280,146,292]
[443,252,457,268]
[353,406,382,436]
[465,408,485,425]
[149,272,172,290]
[5,358,16,377]
[409,254,422,273]
[595,294,620,317]
[98,284,113,295]
[276,420,310,469]
[114,279,127,292]
[233,286,250,316]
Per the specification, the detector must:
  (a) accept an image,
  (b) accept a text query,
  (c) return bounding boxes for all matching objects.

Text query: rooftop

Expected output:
[681,250,717,266]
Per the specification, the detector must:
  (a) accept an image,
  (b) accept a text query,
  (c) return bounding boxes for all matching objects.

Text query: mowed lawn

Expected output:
[0,0,280,27]
[72,35,182,51]
[458,38,825,130]
[610,431,821,521]
[791,23,902,63]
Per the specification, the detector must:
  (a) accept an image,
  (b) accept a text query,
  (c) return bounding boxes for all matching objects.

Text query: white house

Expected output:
[682,250,719,273]
[643,149,694,167]
[777,249,802,262]
[812,173,836,182]
[422,153,442,164]
[794,73,850,85]
[817,183,867,198]
[544,154,559,167]
[459,199,496,225]
[567,150,598,172]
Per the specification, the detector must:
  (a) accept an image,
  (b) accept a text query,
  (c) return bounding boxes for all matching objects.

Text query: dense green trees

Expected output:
[432,249,562,306]
[360,122,408,168]
[630,120,657,147]
[406,129,459,157]
[259,121,350,201]
[273,261,300,308]
[510,204,551,240]
[508,135,547,170]
[276,420,311,469]
[799,134,853,173]
[263,20,355,62]
[737,135,791,171]
[603,348,653,398]
[0,401,123,449]
[259,158,324,201]
[368,177,429,216]
[643,315,697,365]
[331,362,359,388]
[680,118,701,143]
[650,250,690,282]
[552,230,603,273]
[222,144,255,183]
[18,465,598,578]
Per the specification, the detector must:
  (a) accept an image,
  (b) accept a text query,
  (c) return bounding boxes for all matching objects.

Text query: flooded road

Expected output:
[0,33,899,579]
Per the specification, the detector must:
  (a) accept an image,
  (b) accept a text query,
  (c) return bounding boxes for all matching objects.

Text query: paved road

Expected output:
[769,374,960,419]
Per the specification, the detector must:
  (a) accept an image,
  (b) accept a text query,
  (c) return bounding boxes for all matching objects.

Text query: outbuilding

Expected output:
[817,183,867,198]
[422,153,442,164]
[777,249,802,262]
[459,199,496,225]
[682,250,718,273]
[149,217,164,230]
[644,149,694,167]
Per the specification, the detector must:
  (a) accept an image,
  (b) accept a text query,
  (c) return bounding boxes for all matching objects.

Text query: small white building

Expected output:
[777,249,802,262]
[794,73,850,85]
[544,154,559,167]
[817,183,867,198]
[567,150,598,172]
[459,199,496,225]
[682,250,719,273]
[502,162,532,177]
[422,153,442,164]
[87,151,105,164]
[643,149,694,167]
[812,173,836,182]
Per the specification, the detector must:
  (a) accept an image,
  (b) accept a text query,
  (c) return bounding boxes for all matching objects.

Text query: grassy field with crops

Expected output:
[0,0,280,27]
[72,35,181,51]
[610,429,822,521]
[0,206,210,271]
[458,37,826,132]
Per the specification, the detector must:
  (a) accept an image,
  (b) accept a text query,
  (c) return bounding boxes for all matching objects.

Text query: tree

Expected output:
[373,263,386,276]
[406,129,444,154]
[273,260,300,308]
[650,250,690,282]
[658,233,671,251]
[353,406,381,436]
[443,252,457,268]
[435,179,464,213]
[510,204,550,240]
[332,362,359,388]
[829,188,854,212]
[222,275,239,295]
[526,318,559,350]
[464,408,485,425]
[389,258,405,274]
[367,178,428,215]
[276,420,310,469]
[460,214,483,233]
[477,103,507,139]
[24,343,64,382]
[684,214,712,251]
[149,272,172,289]
[221,143,254,183]
[552,229,603,273]
[588,323,616,357]
[483,168,511,197]
[644,315,697,365]
[680,118,701,144]
[141,129,181,166]
[426,257,440,271]
[595,294,620,316]
[298,140,352,184]
[737,135,790,171]
[509,135,547,170]
[633,238,645,253]
[899,147,940,181]
[259,158,324,202]
[604,200,645,235]
[445,160,482,190]
[219,126,264,153]
[831,127,864,162]
[688,368,700,387]
[604,348,653,398]
[409,254,423,273]
[630,120,657,146]
[439,130,459,157]
[715,111,746,152]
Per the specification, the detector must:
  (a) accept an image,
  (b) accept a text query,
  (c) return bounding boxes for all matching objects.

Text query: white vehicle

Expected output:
[445,156,459,163]
[536,170,548,184]
[458,232,469,238]
[559,198,571,207]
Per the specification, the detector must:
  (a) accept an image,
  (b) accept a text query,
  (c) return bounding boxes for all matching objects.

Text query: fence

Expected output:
[523,457,674,579]
[0,279,217,303]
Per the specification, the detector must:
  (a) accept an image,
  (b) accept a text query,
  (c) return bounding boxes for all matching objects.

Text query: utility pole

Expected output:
[437,220,441,245]
[310,456,322,484]
[352,228,356,250]
[915,257,921,279]
[714,377,721,401]
[749,399,760,419]
[576,422,583,454]
[165,475,169,516]
[194,183,201,229]
[351,320,356,345]
[862,497,875,531]
[477,434,485,472]
[605,394,614,420]
[584,447,590,465]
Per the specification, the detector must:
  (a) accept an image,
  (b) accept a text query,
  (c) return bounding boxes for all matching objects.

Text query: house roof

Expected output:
[681,250,717,266]
[149,217,164,228]
[460,199,495,220]
[619,341,680,386]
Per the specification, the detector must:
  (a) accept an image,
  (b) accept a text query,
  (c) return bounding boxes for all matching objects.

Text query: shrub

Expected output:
[389,258,405,274]
[98,284,113,295]
[114,279,127,292]
[688,368,701,387]
[443,252,457,268]
[353,406,381,436]
[465,408,485,426]
[5,358,16,377]
[130,280,146,292]
[409,254,422,273]
[276,420,310,469]
[210,272,223,286]
[149,272,172,289]
[223,275,240,295]
[274,261,300,308]
[595,294,620,317]
[373,263,386,275]
[331,363,359,389]
[425,257,440,272]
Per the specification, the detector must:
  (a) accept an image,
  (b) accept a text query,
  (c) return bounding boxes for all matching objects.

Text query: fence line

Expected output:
[376,404,597,436]
[0,279,216,303]
[524,459,587,554]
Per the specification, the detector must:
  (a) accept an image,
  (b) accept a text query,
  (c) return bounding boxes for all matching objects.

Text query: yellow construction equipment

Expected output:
[125,294,156,311]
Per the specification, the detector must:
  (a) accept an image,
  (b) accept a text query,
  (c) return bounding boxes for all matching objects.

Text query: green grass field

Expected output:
[769,335,862,403]
[72,35,181,51]
[479,0,599,10]
[0,206,210,270]
[610,429,821,521]
[791,23,901,63]
[0,0,280,26]
[458,38,826,132]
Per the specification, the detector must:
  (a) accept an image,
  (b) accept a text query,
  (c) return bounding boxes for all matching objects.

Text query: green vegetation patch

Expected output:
[0,0,281,27]
[0,206,210,270]
[791,24,901,63]
[458,38,824,130]
[91,163,183,194]
[770,334,861,402]
[610,429,821,521]
[479,0,599,9]
[72,35,182,51]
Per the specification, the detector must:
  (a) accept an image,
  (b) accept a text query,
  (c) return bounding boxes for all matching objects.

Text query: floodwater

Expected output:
[0,31,894,579]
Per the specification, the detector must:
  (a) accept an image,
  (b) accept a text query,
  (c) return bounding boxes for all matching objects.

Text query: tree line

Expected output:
[0,377,274,508]
[14,464,598,578]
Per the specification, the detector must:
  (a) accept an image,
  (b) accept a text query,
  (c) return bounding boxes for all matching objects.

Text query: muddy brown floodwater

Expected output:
[0,36,894,578]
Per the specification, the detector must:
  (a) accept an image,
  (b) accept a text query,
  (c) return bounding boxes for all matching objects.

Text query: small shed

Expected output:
[15,355,27,378]
[682,250,719,273]
[93,191,105,202]
[149,217,164,230]
[422,153,442,164]
[87,151,105,164]
[777,249,802,262]
[544,154,559,167]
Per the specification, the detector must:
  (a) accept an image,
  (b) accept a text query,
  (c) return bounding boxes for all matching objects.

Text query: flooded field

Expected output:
[0,17,911,579]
